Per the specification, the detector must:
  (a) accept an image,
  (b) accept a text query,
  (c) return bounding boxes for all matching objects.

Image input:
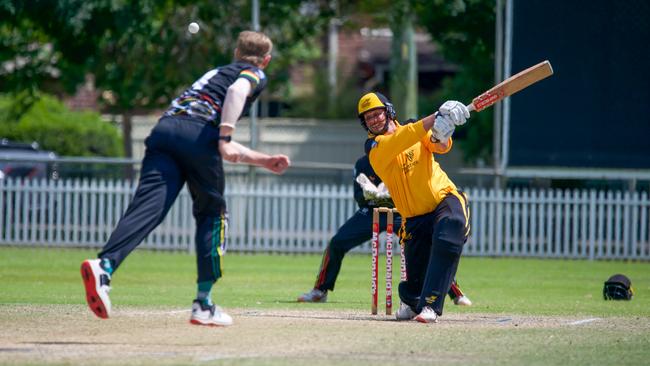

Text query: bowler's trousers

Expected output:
[99,115,227,284]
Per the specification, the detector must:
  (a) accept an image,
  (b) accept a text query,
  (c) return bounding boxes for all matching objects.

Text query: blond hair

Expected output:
[236,31,273,66]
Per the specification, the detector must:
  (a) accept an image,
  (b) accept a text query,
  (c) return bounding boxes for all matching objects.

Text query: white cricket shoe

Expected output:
[81,259,112,319]
[190,300,233,327]
[297,288,328,303]
[453,295,472,306]
[395,302,417,321]
[415,306,438,323]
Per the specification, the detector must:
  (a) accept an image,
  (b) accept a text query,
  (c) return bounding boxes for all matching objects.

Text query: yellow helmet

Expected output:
[357,92,395,133]
[357,92,395,119]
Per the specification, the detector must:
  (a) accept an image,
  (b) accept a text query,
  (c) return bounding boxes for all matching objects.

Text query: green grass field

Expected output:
[1,247,648,316]
[1,246,649,366]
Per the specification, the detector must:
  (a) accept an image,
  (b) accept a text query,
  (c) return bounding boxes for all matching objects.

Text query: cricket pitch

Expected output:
[1,304,648,366]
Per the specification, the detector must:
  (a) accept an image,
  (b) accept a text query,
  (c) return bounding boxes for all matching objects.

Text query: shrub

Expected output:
[0,94,123,157]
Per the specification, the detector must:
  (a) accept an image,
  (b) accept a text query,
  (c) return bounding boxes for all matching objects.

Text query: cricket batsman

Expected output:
[357,92,471,323]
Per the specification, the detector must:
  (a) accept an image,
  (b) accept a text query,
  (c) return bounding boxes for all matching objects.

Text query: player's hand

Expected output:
[363,191,380,201]
[356,173,378,192]
[376,182,391,199]
[433,114,455,143]
[439,100,470,126]
[265,155,290,174]
[356,173,381,200]
[374,197,394,208]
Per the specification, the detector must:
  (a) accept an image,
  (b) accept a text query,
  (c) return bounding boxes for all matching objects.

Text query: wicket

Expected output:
[371,207,406,315]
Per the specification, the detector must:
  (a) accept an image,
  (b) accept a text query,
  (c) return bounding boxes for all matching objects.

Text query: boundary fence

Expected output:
[1,178,648,260]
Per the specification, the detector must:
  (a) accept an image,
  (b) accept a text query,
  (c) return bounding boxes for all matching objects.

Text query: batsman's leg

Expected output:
[396,216,431,319]
[416,195,468,316]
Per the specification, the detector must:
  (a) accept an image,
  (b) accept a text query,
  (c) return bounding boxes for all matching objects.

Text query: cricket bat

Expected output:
[467,60,554,112]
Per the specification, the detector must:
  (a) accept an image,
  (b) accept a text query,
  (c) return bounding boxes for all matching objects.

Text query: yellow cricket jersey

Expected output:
[367,120,457,218]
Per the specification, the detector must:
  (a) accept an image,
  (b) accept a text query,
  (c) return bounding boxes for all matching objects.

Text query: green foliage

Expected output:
[283,66,360,119]
[417,0,496,163]
[1,0,498,161]
[0,0,331,114]
[387,1,418,121]
[1,1,331,158]
[0,94,122,156]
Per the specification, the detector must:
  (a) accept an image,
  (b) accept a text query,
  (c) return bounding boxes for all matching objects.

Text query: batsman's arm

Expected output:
[419,113,452,151]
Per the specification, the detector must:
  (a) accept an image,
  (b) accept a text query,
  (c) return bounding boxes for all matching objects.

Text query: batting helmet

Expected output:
[603,274,634,300]
[357,92,396,132]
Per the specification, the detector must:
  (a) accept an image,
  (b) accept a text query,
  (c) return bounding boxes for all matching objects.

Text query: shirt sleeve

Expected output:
[221,78,251,125]
[238,69,262,89]
[422,131,453,154]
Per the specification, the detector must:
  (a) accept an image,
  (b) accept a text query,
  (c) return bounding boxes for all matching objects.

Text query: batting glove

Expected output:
[439,100,470,126]
[432,114,455,143]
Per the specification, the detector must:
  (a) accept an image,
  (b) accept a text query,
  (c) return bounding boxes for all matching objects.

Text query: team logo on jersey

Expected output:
[402,149,418,173]
[406,149,414,162]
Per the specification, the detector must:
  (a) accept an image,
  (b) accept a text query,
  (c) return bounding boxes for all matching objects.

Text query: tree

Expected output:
[416,0,496,164]
[387,0,418,121]
[1,0,331,157]
[323,0,496,163]
[0,94,122,157]
[0,1,93,119]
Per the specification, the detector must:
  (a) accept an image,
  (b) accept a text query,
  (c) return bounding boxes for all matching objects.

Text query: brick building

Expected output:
[290,27,455,101]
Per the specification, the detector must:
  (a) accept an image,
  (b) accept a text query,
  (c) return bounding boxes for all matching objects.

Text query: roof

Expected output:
[355,28,457,72]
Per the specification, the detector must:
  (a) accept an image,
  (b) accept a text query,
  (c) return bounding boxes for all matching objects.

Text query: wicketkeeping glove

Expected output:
[374,183,394,207]
[356,173,380,200]
[376,182,391,199]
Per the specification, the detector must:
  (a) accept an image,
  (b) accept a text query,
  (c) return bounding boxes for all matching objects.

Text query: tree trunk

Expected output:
[121,111,133,158]
[121,111,134,180]
[389,3,418,121]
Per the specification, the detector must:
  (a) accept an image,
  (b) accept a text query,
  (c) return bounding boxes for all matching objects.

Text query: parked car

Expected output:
[0,138,58,180]
[1,139,59,235]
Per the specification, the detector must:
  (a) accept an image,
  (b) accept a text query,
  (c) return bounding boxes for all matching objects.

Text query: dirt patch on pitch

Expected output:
[0,304,647,365]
